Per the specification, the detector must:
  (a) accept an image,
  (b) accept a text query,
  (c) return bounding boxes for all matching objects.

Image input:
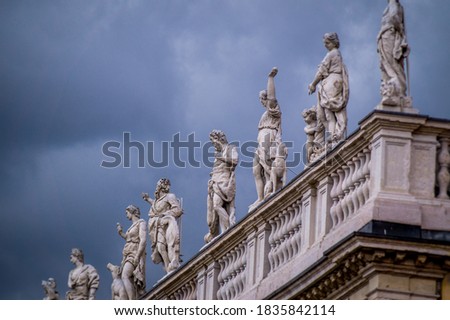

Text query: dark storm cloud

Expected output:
[0,1,185,151]
[0,0,449,300]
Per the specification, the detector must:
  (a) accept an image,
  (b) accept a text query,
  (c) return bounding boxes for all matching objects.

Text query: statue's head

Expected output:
[106,263,120,279]
[125,204,140,218]
[155,178,171,197]
[48,278,56,287]
[302,106,317,123]
[210,130,228,147]
[42,278,56,290]
[323,32,340,49]
[71,248,84,263]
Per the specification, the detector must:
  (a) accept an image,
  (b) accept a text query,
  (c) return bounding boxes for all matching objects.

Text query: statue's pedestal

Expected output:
[376,96,419,114]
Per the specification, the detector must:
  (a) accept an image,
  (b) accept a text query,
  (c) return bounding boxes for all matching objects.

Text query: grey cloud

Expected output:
[1,0,449,299]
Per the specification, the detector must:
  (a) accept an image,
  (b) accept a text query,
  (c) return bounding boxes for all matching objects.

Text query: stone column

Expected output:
[204,262,220,300]
[409,134,438,198]
[246,223,271,288]
[316,176,333,240]
[371,129,412,195]
[369,127,421,225]
[301,186,317,252]
[196,267,207,300]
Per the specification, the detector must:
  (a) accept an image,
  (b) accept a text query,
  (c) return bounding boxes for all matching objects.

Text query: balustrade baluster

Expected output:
[346,160,355,215]
[362,148,371,202]
[336,169,345,225]
[437,138,450,199]
[351,156,361,212]
[356,152,366,208]
[286,207,296,260]
[330,172,339,227]
[341,165,350,220]
[273,216,282,270]
[294,200,302,253]
[280,210,289,264]
[267,218,277,271]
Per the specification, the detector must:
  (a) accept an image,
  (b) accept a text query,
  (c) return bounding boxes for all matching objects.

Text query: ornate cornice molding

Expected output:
[272,235,450,300]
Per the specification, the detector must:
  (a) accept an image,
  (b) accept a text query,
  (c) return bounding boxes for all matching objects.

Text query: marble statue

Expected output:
[204,130,238,243]
[42,277,59,300]
[106,263,128,300]
[143,178,183,273]
[377,0,410,106]
[66,248,99,300]
[308,32,349,146]
[250,67,286,211]
[116,205,146,299]
[302,106,325,164]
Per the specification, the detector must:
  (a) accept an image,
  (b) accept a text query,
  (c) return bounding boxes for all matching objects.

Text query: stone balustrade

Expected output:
[216,240,247,300]
[168,279,197,300]
[329,147,371,228]
[268,200,302,272]
[142,110,450,300]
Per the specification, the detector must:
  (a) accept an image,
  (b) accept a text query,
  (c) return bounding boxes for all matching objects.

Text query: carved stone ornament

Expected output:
[205,130,238,243]
[308,32,349,148]
[302,106,325,164]
[376,0,416,112]
[116,204,147,299]
[250,67,287,212]
[42,277,59,300]
[66,248,100,300]
[143,178,183,274]
[106,263,128,300]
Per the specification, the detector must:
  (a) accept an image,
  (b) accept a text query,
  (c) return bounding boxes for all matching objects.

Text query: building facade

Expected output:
[142,110,450,300]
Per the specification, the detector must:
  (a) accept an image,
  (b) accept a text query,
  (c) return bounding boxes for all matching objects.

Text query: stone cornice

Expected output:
[268,234,450,300]
[361,110,450,138]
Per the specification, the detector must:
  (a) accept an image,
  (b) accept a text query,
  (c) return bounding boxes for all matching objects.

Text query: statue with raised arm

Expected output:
[142,178,183,273]
[66,248,99,300]
[116,205,146,299]
[308,32,349,146]
[204,130,238,243]
[249,67,285,212]
[377,0,410,107]
[42,277,59,300]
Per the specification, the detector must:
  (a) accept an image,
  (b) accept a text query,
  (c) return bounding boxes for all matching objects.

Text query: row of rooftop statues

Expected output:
[303,0,410,163]
[42,0,412,300]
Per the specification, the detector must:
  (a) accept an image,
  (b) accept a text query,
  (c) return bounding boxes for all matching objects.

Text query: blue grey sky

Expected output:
[0,0,449,299]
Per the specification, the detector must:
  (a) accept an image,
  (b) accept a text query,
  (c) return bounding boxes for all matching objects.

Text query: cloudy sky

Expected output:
[1,0,449,300]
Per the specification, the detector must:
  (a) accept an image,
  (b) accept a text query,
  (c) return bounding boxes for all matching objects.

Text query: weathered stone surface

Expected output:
[205,130,238,243]
[42,278,59,300]
[377,0,412,110]
[142,111,450,301]
[115,205,146,299]
[308,32,349,148]
[66,248,99,300]
[249,67,287,212]
[143,178,183,274]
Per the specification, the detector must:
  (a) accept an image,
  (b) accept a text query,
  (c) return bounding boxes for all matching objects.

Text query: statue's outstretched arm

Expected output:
[142,192,154,205]
[267,67,278,100]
